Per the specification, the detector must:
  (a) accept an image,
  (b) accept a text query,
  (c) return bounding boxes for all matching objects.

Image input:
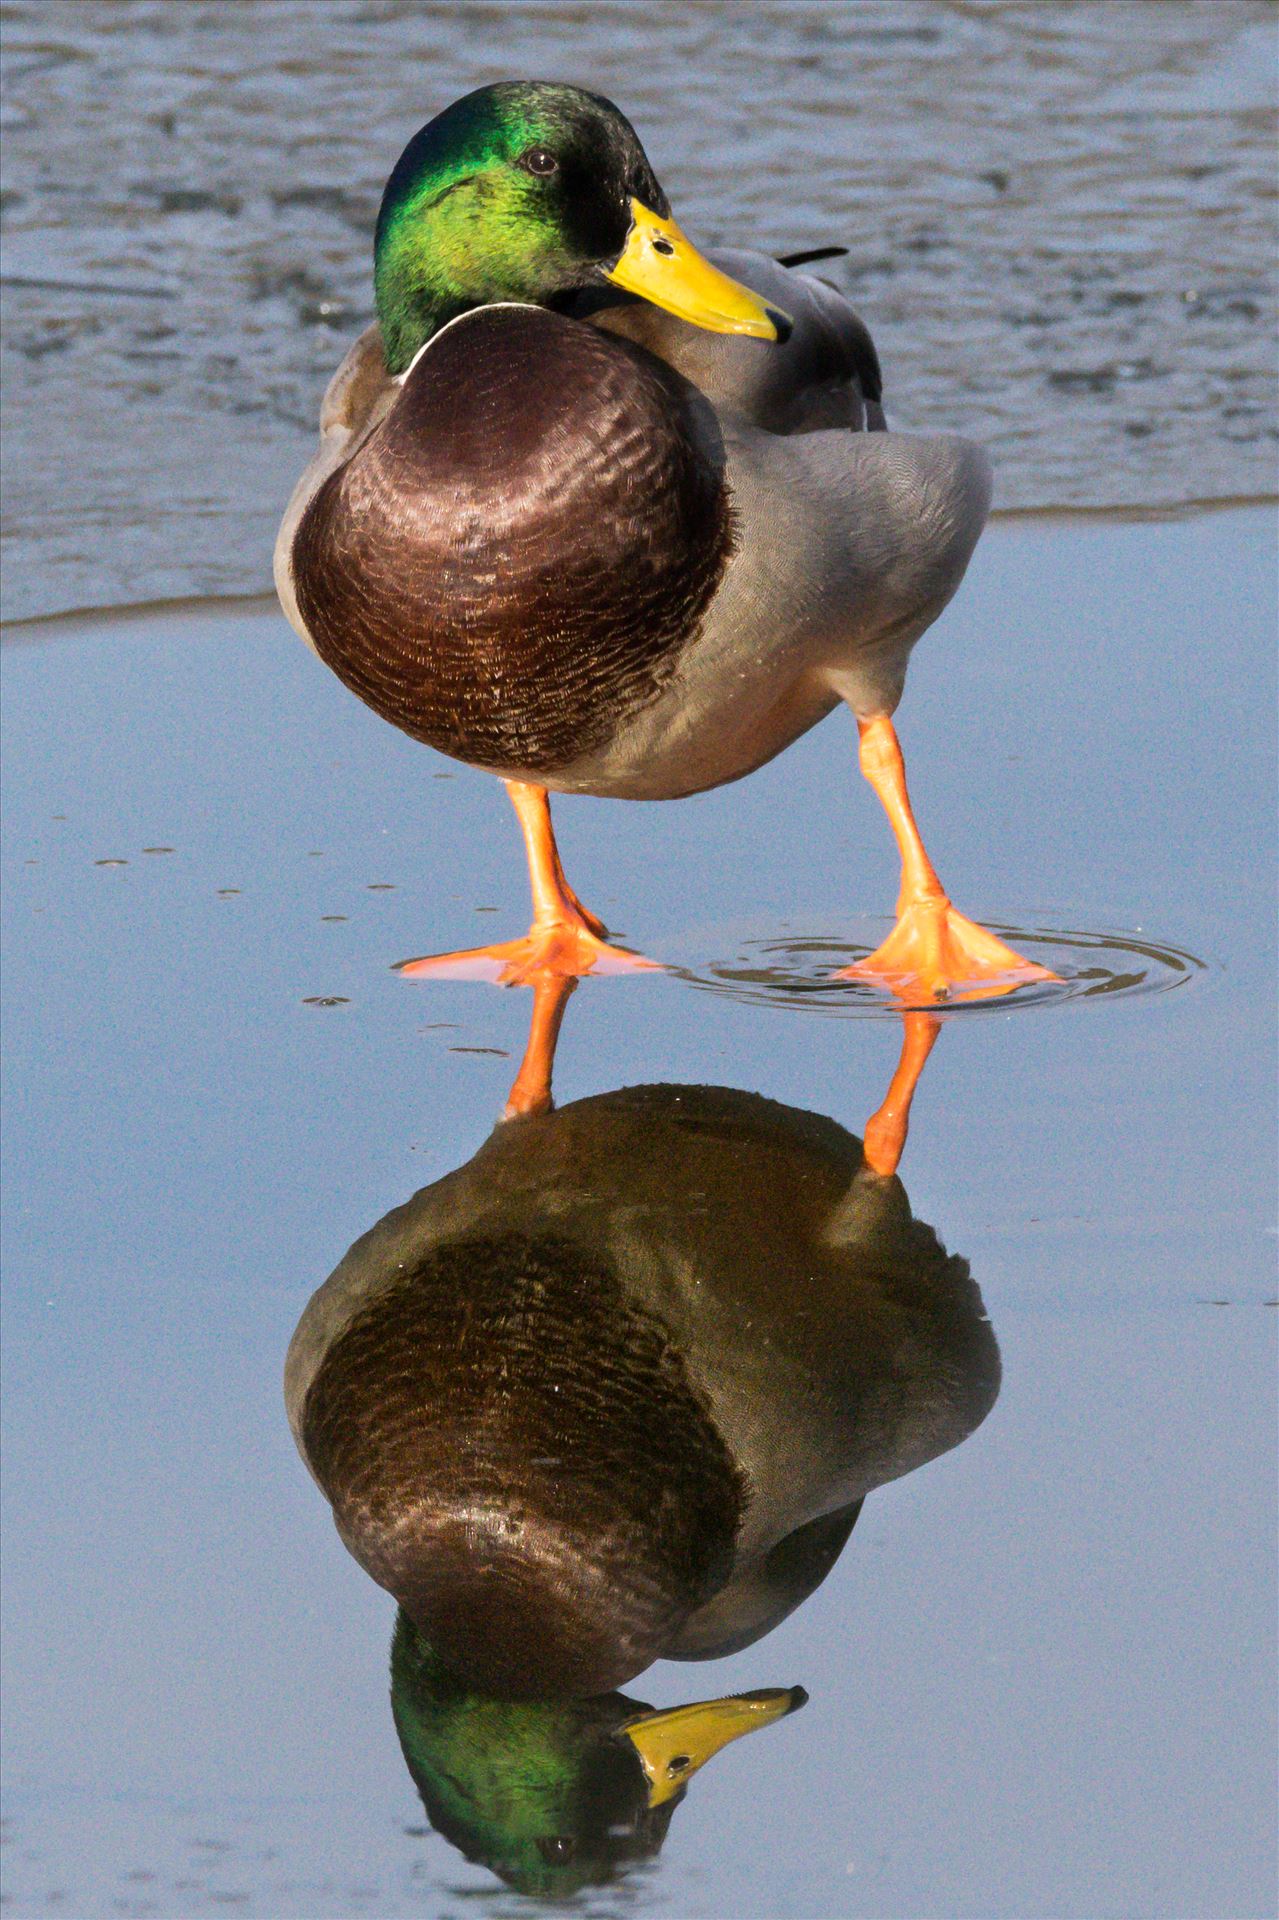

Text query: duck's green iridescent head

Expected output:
[373,81,788,373]
[390,1613,806,1898]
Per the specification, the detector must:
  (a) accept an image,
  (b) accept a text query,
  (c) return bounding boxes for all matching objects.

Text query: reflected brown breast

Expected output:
[300,1231,743,1697]
[293,306,733,775]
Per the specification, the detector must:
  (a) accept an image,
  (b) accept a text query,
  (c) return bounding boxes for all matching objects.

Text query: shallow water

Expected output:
[1,0,1276,619]
[2,507,1275,1918]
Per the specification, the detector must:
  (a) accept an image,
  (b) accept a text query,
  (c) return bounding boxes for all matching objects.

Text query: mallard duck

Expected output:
[285,1022,1000,1698]
[391,1611,803,1897]
[275,80,1053,1001]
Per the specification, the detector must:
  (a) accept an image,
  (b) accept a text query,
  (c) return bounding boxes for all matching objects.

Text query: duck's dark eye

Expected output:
[519,147,559,177]
[535,1835,577,1863]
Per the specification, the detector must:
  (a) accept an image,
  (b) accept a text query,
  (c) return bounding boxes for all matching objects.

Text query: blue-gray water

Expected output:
[2,4,1277,1917]
[3,510,1275,1918]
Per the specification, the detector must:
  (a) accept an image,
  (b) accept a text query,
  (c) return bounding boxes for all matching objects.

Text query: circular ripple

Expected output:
[671,921,1209,1019]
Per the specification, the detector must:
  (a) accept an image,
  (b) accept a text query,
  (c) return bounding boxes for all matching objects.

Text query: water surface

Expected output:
[2,509,1274,1918]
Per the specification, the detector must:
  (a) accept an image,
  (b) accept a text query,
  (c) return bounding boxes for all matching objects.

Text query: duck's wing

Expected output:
[316,320,396,440]
[274,322,396,646]
[583,249,884,434]
[668,1501,865,1662]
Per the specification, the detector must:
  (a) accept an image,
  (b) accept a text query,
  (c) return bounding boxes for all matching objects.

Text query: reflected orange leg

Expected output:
[501,971,576,1121]
[862,1011,941,1178]
[397,780,660,985]
[838,716,1058,1003]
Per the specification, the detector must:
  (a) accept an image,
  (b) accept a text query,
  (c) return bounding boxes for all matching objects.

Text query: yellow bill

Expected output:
[621,1686,806,1808]
[605,198,792,341]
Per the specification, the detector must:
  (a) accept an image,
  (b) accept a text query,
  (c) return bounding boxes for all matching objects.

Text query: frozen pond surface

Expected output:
[1,0,1276,619]
[2,509,1275,1918]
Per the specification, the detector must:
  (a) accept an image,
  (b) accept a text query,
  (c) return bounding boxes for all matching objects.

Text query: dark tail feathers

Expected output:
[774,245,849,268]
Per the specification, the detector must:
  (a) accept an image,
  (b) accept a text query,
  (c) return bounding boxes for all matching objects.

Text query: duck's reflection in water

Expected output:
[392,1621,802,1897]
[286,980,1000,1893]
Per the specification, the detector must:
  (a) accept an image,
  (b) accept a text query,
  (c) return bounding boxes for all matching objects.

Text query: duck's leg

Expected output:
[501,970,576,1121]
[861,1011,941,1177]
[398,780,659,985]
[838,716,1057,1002]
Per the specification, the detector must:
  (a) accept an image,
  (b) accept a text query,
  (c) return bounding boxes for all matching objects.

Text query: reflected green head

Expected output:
[373,81,667,371]
[389,1612,669,1898]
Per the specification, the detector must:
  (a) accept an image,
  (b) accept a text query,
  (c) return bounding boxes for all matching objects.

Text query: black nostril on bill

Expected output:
[767,306,794,343]
[652,236,676,257]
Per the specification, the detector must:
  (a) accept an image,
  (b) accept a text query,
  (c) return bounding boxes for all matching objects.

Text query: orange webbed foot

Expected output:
[396,916,660,987]
[400,780,660,985]
[838,897,1059,1004]
[556,879,608,941]
[845,714,1060,1004]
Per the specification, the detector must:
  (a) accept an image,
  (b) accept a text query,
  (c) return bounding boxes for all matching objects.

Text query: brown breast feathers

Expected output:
[299,1230,743,1697]
[293,305,733,776]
